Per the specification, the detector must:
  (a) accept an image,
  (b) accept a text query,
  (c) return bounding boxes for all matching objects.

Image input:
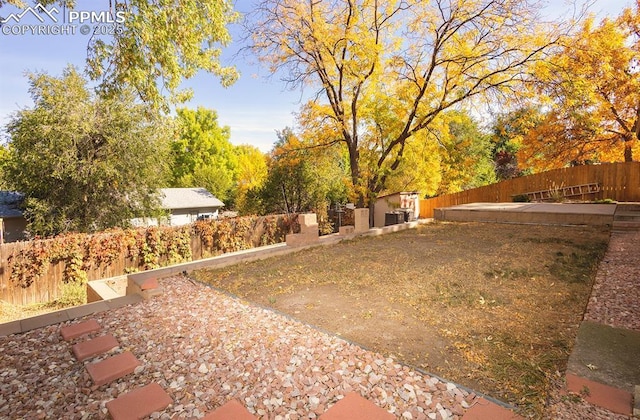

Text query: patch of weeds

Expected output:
[433,281,476,307]
[580,385,591,397]
[488,350,553,417]
[547,182,566,203]
[550,241,608,283]
[361,310,373,319]
[524,237,575,246]
[562,393,584,404]
[0,281,87,323]
[45,281,86,308]
[512,194,531,203]
[482,330,570,415]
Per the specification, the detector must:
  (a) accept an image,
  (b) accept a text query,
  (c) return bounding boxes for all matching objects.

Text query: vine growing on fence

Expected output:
[6,214,295,290]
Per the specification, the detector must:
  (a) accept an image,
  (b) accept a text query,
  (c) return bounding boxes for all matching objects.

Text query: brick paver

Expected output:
[566,373,633,416]
[86,351,140,386]
[106,383,172,420]
[461,398,524,420]
[72,334,119,362]
[202,399,257,420]
[60,319,101,341]
[319,392,394,420]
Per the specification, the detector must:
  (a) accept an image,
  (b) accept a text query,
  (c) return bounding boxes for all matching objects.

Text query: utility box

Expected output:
[384,212,404,226]
[374,191,420,227]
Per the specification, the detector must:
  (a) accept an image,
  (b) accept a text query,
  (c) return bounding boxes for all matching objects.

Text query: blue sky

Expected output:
[0,0,632,152]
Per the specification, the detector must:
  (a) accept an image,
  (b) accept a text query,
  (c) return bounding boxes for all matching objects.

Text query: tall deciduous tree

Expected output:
[522,1,640,168]
[4,66,172,236]
[0,143,9,189]
[233,144,268,215]
[1,0,239,108]
[435,111,496,193]
[89,0,239,107]
[248,0,564,212]
[171,107,238,202]
[258,128,348,219]
[490,107,543,179]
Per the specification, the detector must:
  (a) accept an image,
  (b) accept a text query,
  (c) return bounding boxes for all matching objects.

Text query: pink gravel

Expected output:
[2,225,638,419]
[0,276,481,419]
[585,230,640,332]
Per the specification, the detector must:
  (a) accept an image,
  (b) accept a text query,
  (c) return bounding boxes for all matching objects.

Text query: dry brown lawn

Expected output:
[193,221,610,418]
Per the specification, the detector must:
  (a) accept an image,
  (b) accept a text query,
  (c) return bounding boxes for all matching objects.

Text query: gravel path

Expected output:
[585,230,640,332]
[546,229,640,420]
[0,277,480,419]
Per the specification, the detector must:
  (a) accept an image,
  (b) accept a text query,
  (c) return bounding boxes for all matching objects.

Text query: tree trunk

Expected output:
[624,136,634,162]
[347,141,366,207]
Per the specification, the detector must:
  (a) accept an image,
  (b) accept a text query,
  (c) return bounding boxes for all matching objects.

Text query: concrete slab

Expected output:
[445,202,533,211]
[353,208,370,233]
[441,202,616,214]
[338,225,355,235]
[87,279,122,302]
[434,203,616,226]
[523,203,615,215]
[567,321,640,393]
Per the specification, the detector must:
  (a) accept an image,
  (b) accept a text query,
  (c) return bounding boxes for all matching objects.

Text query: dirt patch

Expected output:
[193,222,610,417]
[274,283,459,374]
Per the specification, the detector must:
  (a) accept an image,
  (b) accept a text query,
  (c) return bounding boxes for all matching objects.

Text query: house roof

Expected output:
[0,191,24,218]
[159,188,224,210]
[376,191,420,200]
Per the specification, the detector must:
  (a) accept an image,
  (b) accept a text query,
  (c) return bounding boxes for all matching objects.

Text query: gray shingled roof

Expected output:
[0,191,24,218]
[159,188,224,210]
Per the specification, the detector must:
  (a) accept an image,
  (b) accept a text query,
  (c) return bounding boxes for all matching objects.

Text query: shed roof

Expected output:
[376,191,420,200]
[159,188,224,210]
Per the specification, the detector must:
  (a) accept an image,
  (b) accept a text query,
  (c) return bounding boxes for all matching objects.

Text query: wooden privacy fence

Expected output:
[0,214,296,306]
[419,162,640,218]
